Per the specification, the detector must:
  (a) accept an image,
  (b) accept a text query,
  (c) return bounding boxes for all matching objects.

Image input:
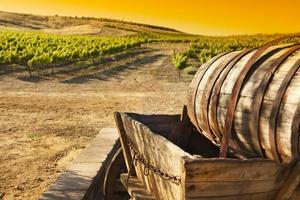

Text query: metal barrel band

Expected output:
[190,52,229,135]
[251,44,300,161]
[270,58,300,161]
[220,34,300,158]
[200,51,243,142]
[124,133,181,185]
[292,104,300,157]
[207,49,253,141]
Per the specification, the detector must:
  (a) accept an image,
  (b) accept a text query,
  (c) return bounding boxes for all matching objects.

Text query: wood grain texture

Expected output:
[290,186,300,200]
[187,44,300,162]
[183,156,289,199]
[114,112,135,172]
[120,173,155,200]
[117,112,295,200]
[121,113,192,200]
[276,161,300,200]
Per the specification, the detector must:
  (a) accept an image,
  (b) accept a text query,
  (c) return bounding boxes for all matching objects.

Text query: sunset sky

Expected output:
[1,0,299,35]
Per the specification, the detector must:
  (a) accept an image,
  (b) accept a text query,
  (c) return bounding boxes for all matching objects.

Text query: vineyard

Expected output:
[1,10,300,200]
[0,29,199,77]
[1,28,299,78]
[172,34,300,71]
[0,30,152,76]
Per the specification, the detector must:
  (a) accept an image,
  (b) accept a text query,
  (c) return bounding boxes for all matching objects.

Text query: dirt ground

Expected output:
[0,43,193,199]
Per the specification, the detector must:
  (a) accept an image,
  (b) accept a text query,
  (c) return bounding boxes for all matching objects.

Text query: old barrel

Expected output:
[187,36,300,162]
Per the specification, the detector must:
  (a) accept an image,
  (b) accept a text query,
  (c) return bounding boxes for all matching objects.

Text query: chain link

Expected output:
[124,134,181,185]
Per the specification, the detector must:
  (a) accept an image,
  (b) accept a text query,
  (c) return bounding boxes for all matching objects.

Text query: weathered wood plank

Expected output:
[120,173,155,200]
[183,157,287,182]
[114,112,134,173]
[187,52,231,132]
[186,190,279,200]
[276,161,300,200]
[291,187,300,200]
[185,180,280,197]
[183,157,287,199]
[215,107,299,158]
[121,113,192,200]
[188,43,300,161]
[117,112,294,200]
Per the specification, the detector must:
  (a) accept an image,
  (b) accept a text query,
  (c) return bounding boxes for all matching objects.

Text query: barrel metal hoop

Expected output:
[219,34,300,158]
[292,103,300,157]
[190,52,229,133]
[270,58,300,161]
[252,45,300,160]
[209,48,254,141]
[200,51,246,142]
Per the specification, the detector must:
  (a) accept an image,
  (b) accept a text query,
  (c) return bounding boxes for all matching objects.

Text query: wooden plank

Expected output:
[120,173,155,200]
[132,193,156,200]
[195,45,299,91]
[216,95,299,119]
[186,190,279,200]
[121,113,192,200]
[215,107,297,159]
[198,51,241,135]
[276,161,300,200]
[187,52,232,131]
[291,186,300,200]
[206,92,298,160]
[185,180,281,197]
[114,112,134,173]
[183,157,287,199]
[219,67,300,94]
[183,157,287,182]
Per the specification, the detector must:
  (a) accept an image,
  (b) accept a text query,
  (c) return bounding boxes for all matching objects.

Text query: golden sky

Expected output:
[1,0,299,35]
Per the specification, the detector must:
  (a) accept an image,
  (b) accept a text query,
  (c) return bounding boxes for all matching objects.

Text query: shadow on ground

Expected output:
[61,53,165,84]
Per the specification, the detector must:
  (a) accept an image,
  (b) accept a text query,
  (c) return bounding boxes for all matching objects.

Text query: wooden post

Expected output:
[114,112,135,175]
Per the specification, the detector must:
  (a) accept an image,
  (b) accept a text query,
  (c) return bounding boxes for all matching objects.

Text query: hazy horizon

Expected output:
[1,0,299,36]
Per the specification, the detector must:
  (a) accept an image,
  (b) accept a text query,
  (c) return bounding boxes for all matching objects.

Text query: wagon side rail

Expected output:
[114,112,192,200]
[181,156,291,199]
[114,112,135,174]
[276,158,300,200]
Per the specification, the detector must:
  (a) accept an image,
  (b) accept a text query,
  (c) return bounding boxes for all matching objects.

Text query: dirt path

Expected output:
[0,43,193,199]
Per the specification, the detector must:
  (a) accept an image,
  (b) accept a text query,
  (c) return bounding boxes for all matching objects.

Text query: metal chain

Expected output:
[124,133,181,185]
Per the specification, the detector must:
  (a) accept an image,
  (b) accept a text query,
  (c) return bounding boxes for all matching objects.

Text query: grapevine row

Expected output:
[172,34,300,72]
[0,30,149,76]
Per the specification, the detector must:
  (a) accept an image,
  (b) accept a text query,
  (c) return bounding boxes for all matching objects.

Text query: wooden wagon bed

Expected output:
[114,109,300,200]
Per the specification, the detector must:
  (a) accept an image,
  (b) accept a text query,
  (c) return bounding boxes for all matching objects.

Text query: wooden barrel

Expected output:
[187,36,300,163]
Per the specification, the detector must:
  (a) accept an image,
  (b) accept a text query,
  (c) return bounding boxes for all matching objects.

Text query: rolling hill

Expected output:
[0,10,186,36]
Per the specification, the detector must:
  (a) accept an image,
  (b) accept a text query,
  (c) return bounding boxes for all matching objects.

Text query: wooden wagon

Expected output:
[101,107,300,200]
[102,36,300,200]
